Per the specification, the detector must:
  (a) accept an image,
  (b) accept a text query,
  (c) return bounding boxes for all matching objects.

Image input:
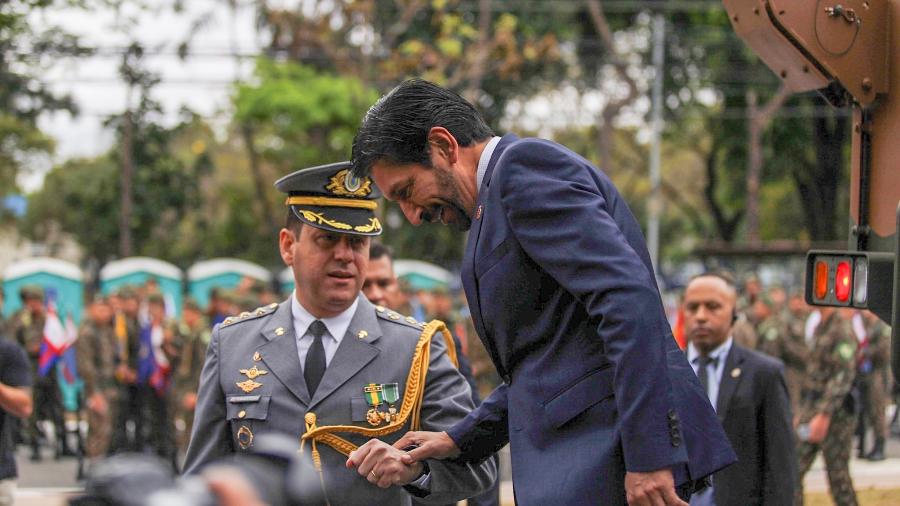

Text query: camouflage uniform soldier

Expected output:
[8,285,62,461]
[75,296,119,458]
[109,287,142,453]
[757,310,808,414]
[855,311,890,460]
[172,298,210,455]
[794,308,858,506]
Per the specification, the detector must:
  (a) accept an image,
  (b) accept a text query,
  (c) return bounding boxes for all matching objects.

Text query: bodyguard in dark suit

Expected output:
[350,79,735,505]
[683,273,796,506]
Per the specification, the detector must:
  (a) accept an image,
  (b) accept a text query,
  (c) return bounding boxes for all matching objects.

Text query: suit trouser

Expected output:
[794,405,857,506]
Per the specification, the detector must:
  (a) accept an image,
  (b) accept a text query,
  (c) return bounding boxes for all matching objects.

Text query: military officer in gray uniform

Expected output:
[184,162,496,506]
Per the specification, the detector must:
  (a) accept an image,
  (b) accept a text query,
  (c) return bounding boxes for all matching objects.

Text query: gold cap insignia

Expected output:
[326,169,372,197]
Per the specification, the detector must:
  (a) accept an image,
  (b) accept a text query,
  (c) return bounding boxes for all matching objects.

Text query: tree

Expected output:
[0,0,90,195]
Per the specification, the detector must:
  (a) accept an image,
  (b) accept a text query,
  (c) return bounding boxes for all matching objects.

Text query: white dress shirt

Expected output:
[291,293,357,371]
[475,136,502,191]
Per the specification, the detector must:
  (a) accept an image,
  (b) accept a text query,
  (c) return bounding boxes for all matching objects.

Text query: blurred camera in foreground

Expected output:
[69,433,325,506]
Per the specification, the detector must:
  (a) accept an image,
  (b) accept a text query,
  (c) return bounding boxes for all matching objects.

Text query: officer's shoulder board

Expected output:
[220,303,280,328]
[373,305,426,331]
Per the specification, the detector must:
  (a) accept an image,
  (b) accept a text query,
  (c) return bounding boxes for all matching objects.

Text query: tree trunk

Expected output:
[745,86,790,243]
[241,124,278,233]
[119,108,134,257]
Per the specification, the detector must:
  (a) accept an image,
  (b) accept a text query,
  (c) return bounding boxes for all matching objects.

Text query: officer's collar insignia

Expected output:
[326,169,372,197]
[236,379,263,393]
[274,327,285,336]
[240,366,268,380]
[357,330,368,339]
[475,204,483,220]
[253,351,262,361]
[363,382,401,426]
[731,367,741,378]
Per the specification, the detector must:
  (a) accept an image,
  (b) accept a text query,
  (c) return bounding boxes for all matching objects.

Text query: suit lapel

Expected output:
[308,297,382,410]
[258,300,310,406]
[461,134,518,341]
[715,345,745,422]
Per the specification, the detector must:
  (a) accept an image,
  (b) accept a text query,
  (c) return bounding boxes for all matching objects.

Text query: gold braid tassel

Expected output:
[300,320,458,458]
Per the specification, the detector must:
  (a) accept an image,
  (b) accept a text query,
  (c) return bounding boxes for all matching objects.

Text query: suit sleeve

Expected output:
[496,142,688,472]
[411,330,497,504]
[762,363,797,505]
[182,325,232,474]
[446,384,509,463]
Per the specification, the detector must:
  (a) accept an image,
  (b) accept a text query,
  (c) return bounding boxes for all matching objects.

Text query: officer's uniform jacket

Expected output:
[184,295,496,506]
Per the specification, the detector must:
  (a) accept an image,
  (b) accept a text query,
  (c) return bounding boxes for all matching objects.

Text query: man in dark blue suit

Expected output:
[350,79,735,505]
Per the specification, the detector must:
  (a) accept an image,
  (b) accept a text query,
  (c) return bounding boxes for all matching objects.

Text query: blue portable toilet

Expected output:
[279,267,294,296]
[187,258,273,310]
[100,257,184,317]
[393,260,453,292]
[3,257,85,410]
[2,257,84,324]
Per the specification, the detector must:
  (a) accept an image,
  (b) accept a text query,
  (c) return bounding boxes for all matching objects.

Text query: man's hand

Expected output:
[87,393,108,415]
[392,430,460,465]
[625,468,688,506]
[346,439,425,488]
[807,413,831,444]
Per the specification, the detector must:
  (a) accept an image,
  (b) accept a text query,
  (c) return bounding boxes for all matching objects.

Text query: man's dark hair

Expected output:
[351,79,494,178]
[369,242,394,262]
[285,209,303,235]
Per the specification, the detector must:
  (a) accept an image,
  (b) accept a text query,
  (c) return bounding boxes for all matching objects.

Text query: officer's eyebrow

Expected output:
[388,177,414,201]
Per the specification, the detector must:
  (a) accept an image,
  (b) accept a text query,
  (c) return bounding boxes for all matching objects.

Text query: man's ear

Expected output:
[427,126,459,164]
[279,228,296,265]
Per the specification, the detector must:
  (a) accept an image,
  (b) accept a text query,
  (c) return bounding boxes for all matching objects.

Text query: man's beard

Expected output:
[420,168,472,232]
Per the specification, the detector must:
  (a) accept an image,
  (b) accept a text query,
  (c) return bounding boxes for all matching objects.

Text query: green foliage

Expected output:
[234,58,379,172]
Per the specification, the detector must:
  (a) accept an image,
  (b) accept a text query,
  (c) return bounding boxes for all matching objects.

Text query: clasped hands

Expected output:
[345,430,458,488]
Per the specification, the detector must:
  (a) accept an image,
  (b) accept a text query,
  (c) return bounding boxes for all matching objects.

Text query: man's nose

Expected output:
[334,237,354,261]
[399,201,423,226]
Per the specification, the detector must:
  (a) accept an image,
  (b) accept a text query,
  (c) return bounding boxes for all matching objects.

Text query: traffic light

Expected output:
[805,250,895,322]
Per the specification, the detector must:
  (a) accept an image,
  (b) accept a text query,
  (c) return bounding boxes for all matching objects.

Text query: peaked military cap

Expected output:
[275,161,383,236]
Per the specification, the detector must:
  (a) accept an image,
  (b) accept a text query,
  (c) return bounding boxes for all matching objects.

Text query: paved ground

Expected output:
[13,429,900,504]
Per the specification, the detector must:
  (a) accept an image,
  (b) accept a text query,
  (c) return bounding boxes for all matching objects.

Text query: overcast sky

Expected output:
[24,0,263,190]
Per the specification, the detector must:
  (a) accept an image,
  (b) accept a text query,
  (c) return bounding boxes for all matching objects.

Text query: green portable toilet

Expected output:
[187,258,273,310]
[100,257,184,317]
[2,257,84,324]
[279,267,294,296]
[393,259,453,292]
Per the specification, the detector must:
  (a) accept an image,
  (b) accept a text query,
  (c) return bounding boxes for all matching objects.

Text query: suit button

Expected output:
[671,435,682,447]
[238,410,247,419]
[667,409,678,422]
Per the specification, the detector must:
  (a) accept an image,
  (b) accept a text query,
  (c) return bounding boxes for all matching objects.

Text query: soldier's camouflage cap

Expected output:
[274,161,383,236]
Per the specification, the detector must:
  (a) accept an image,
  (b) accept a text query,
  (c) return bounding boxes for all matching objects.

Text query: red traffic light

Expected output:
[835,261,852,303]
[814,261,828,300]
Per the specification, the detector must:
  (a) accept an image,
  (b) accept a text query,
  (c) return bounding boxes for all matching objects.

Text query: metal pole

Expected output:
[648,13,665,276]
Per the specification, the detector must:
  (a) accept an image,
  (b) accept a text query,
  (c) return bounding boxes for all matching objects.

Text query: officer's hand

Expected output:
[392,430,460,464]
[808,413,831,444]
[346,439,425,488]
[625,469,688,506]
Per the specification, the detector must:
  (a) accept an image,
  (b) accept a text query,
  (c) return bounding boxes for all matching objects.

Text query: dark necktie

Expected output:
[305,320,327,396]
[696,355,718,398]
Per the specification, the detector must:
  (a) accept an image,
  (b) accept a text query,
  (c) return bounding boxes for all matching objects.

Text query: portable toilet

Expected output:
[187,258,273,310]
[2,257,84,324]
[100,257,184,317]
[393,259,453,292]
[279,266,294,295]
